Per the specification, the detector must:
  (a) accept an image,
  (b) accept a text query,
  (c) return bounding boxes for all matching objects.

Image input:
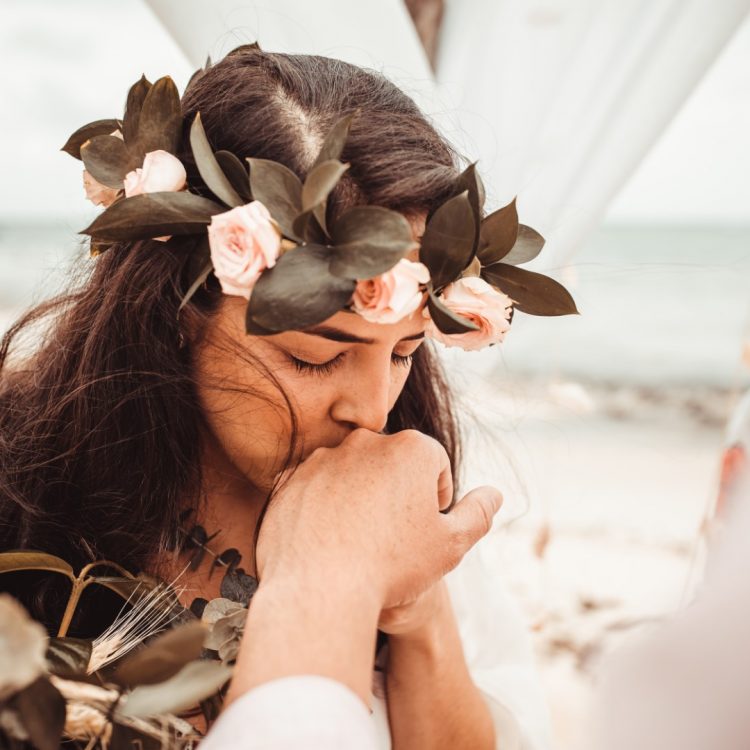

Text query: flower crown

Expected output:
[63,42,577,351]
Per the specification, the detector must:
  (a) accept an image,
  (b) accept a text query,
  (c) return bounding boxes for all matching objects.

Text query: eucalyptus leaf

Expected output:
[14,677,66,750]
[61,118,122,160]
[112,621,207,688]
[120,660,233,718]
[481,263,579,316]
[329,206,416,279]
[45,638,92,678]
[134,76,182,156]
[81,192,224,241]
[302,158,349,235]
[418,190,476,289]
[247,244,355,332]
[247,157,303,241]
[426,290,480,334]
[500,224,545,265]
[477,197,519,265]
[215,150,252,202]
[219,567,259,606]
[311,110,358,169]
[122,75,152,145]
[190,113,243,208]
[0,551,74,579]
[80,134,131,189]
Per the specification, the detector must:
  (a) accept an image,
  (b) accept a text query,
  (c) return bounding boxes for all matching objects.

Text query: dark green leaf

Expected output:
[61,118,122,160]
[455,161,485,252]
[122,75,152,145]
[501,224,545,265]
[112,621,207,688]
[134,76,182,156]
[477,197,519,264]
[481,263,578,316]
[14,677,65,750]
[247,244,355,332]
[46,638,92,678]
[418,190,476,289]
[179,258,213,312]
[80,134,131,189]
[329,206,417,279]
[302,159,349,236]
[312,110,359,169]
[0,551,74,579]
[291,209,327,245]
[81,192,224,241]
[190,113,243,208]
[121,660,233,718]
[247,158,303,241]
[215,150,252,202]
[426,289,479,334]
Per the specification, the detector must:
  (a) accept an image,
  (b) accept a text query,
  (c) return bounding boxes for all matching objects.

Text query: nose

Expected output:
[329,356,393,434]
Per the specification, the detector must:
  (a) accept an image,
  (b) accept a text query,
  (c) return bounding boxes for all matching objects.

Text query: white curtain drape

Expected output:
[145,0,749,269]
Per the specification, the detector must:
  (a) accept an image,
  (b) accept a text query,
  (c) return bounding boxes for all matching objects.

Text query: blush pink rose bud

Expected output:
[351,259,430,324]
[423,276,513,350]
[208,200,283,299]
[123,150,187,198]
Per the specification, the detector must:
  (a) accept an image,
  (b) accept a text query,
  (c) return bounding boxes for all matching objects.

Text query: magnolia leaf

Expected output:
[247,244,355,332]
[329,206,416,279]
[0,551,74,579]
[45,638,92,678]
[80,134,131,189]
[247,158,303,241]
[312,110,358,169]
[112,621,207,688]
[81,192,224,241]
[14,677,66,750]
[134,76,182,156]
[455,161,485,252]
[477,198,519,265]
[426,289,480,334]
[501,224,545,265]
[61,118,122,160]
[419,190,476,289]
[190,113,243,208]
[122,75,152,145]
[302,159,349,235]
[215,150,252,202]
[481,263,579,316]
[121,660,233,718]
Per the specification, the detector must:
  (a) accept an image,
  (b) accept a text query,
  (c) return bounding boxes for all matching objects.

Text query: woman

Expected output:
[0,43,573,748]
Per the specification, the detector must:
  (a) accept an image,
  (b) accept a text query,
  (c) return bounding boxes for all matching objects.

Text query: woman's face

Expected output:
[193,216,427,493]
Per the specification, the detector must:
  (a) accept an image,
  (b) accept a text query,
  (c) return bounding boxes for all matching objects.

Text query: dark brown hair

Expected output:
[0,47,465,629]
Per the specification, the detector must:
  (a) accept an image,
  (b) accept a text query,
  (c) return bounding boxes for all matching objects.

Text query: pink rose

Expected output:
[123,150,187,197]
[351,259,430,324]
[208,200,283,299]
[423,276,513,350]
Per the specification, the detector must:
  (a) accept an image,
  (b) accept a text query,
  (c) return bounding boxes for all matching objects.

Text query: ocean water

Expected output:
[1,221,749,388]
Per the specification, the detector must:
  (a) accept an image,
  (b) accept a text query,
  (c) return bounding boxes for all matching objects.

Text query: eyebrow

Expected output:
[301,325,425,345]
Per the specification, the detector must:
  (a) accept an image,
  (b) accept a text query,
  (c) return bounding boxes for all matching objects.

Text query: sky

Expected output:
[1,0,748,226]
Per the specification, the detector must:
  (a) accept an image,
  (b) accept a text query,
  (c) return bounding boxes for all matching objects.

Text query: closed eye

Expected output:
[290,351,414,375]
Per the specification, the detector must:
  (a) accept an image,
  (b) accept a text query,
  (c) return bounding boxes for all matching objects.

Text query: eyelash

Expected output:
[290,351,414,375]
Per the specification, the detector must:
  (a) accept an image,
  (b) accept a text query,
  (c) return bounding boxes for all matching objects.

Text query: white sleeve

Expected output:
[444,533,553,750]
[199,675,380,750]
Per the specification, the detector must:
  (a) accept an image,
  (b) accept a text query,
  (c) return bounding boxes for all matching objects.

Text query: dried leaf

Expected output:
[501,224,545,265]
[312,110,359,169]
[112,621,207,688]
[215,150,252,202]
[80,134,131,189]
[426,289,480,334]
[419,190,476,289]
[190,113,243,207]
[61,118,122,160]
[455,161,485,252]
[121,660,232,718]
[329,206,417,279]
[247,157,303,241]
[302,158,349,236]
[45,638,92,678]
[14,677,65,750]
[0,551,74,579]
[477,198,519,265]
[133,76,182,157]
[81,192,223,242]
[122,74,152,145]
[481,263,579,316]
[247,244,355,332]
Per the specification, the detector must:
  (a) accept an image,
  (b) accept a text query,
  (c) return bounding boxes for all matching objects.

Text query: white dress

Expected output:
[201,531,552,749]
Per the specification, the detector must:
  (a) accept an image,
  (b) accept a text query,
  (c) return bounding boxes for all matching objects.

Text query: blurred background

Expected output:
[2,1,749,747]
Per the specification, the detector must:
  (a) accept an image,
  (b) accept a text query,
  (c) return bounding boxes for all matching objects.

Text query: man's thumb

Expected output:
[445,486,504,550]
